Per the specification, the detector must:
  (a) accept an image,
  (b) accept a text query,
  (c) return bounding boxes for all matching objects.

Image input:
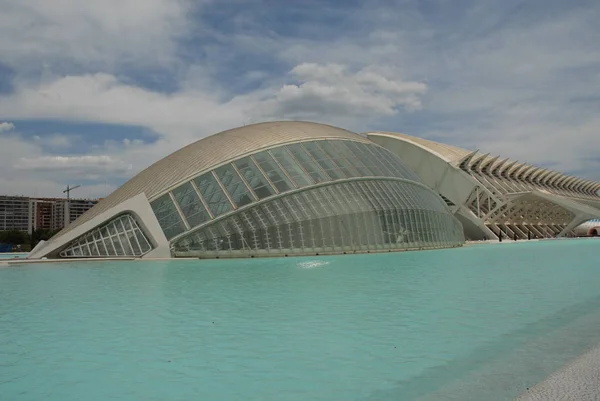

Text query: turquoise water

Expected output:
[1,239,600,401]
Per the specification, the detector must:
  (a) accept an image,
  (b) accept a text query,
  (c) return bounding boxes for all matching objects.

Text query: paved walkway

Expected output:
[516,344,600,400]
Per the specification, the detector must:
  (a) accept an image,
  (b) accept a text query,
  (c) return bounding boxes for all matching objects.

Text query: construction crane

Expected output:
[63,184,81,202]
[63,185,81,226]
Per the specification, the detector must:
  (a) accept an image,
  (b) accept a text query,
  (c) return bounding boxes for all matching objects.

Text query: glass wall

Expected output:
[150,139,437,244]
[172,179,464,258]
[60,214,152,258]
[151,194,186,240]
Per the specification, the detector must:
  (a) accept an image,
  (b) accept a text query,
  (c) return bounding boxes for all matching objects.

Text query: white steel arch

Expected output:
[367,131,600,241]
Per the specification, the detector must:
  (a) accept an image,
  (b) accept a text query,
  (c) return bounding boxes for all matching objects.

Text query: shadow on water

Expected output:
[364,292,600,401]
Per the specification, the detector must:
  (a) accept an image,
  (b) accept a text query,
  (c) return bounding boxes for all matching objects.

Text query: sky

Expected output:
[1,0,599,198]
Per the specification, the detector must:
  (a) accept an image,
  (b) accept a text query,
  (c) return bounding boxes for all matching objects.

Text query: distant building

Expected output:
[0,195,99,234]
[50,198,99,231]
[0,196,30,232]
[31,199,54,231]
[574,219,600,237]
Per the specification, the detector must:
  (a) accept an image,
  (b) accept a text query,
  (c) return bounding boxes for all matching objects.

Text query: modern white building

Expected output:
[28,122,465,259]
[0,196,98,234]
[367,132,600,241]
[29,121,600,260]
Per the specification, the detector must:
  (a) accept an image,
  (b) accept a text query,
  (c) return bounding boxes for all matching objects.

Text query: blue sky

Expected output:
[1,0,599,197]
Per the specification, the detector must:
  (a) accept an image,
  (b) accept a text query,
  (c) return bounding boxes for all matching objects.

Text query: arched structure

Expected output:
[28,122,464,259]
[367,132,600,240]
[574,219,600,237]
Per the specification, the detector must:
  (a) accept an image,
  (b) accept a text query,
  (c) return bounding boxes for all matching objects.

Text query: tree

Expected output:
[0,230,28,245]
[30,229,60,248]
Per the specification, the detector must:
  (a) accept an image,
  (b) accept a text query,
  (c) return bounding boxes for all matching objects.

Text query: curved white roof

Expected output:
[54,121,371,239]
[366,131,471,163]
[367,131,600,201]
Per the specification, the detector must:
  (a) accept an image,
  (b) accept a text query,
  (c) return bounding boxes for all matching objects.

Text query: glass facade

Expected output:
[59,214,152,258]
[172,179,464,258]
[144,138,464,258]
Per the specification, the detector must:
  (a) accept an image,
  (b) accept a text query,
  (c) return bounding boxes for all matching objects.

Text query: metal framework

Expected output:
[150,138,464,257]
[367,131,600,240]
[59,214,152,258]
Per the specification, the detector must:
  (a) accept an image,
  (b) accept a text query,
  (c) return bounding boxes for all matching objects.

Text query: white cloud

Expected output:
[1,0,600,197]
[0,0,192,72]
[16,155,131,174]
[0,122,15,133]
[31,133,75,149]
[0,73,247,133]
[0,132,117,198]
[257,63,427,119]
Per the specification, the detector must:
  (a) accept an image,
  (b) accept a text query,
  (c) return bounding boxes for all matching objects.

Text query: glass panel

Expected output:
[194,172,233,217]
[112,236,124,255]
[361,144,394,176]
[285,143,329,183]
[268,147,313,188]
[348,142,386,176]
[234,156,276,200]
[136,230,151,253]
[214,164,255,208]
[172,182,211,228]
[252,152,294,193]
[334,141,376,176]
[302,142,345,180]
[122,216,133,231]
[171,179,464,257]
[102,238,115,256]
[80,245,91,257]
[319,141,360,177]
[60,214,153,258]
[346,142,384,176]
[118,232,133,255]
[151,194,186,240]
[128,231,141,255]
[96,238,108,255]
[369,145,420,181]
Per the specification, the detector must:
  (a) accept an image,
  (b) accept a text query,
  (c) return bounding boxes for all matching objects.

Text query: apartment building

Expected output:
[0,196,99,234]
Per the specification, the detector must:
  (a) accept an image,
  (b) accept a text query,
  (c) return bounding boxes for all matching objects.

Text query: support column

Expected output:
[559,214,590,237]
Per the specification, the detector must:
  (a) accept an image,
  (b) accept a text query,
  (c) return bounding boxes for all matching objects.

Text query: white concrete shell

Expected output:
[367,131,600,240]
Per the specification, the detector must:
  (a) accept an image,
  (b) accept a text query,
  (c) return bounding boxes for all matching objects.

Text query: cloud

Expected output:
[257,63,427,119]
[0,73,247,132]
[30,133,76,149]
[16,155,131,174]
[0,0,192,74]
[0,131,118,197]
[1,0,600,198]
[0,122,15,132]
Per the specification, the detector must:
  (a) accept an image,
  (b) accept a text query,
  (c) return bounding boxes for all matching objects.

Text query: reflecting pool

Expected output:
[2,239,600,401]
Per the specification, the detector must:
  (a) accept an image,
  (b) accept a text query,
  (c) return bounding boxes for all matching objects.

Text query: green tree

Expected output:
[30,229,60,248]
[0,230,28,245]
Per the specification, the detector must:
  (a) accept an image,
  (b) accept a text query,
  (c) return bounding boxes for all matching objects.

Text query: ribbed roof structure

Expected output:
[53,121,372,239]
[367,131,471,163]
[368,131,600,199]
